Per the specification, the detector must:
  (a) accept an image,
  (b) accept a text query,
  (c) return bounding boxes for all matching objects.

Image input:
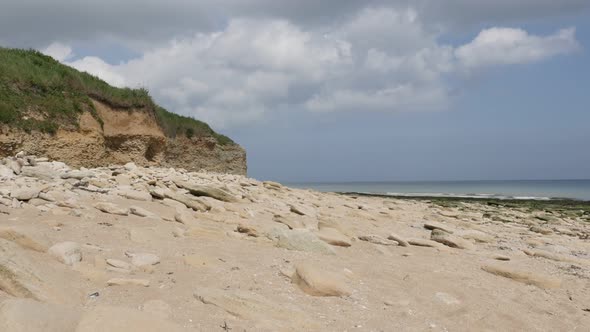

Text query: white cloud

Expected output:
[42,42,73,62]
[41,7,580,128]
[455,27,579,68]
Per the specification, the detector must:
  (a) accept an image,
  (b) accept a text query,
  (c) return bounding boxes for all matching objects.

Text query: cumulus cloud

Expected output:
[456,27,579,68]
[35,5,580,128]
[42,42,74,62]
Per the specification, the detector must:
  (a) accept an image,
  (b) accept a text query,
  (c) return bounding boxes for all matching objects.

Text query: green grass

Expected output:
[0,47,234,145]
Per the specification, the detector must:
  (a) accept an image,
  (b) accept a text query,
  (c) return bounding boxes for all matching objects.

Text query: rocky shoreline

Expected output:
[1,152,589,331]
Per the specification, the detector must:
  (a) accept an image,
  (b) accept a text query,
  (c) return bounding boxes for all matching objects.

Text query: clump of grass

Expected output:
[0,47,234,145]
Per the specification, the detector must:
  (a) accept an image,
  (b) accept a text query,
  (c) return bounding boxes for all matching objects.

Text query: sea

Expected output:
[287,179,590,201]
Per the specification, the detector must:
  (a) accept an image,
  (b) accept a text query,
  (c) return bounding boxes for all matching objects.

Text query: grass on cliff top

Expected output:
[0,47,234,145]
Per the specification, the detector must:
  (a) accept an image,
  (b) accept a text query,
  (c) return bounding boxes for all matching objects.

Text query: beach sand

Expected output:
[1,154,589,331]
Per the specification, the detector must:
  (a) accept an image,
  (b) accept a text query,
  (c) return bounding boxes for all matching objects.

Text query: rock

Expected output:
[48,242,82,265]
[263,181,283,190]
[523,249,586,265]
[430,229,473,249]
[291,262,352,297]
[424,222,454,234]
[126,252,160,267]
[163,191,209,212]
[20,165,61,181]
[174,181,238,203]
[0,165,15,179]
[493,254,511,261]
[317,227,351,247]
[458,230,494,243]
[60,170,94,180]
[273,214,305,229]
[387,233,409,247]
[124,162,137,171]
[76,305,186,332]
[275,229,335,255]
[6,159,22,175]
[94,202,129,216]
[358,234,396,246]
[10,187,40,201]
[407,238,443,248]
[0,298,81,332]
[530,226,553,235]
[106,259,131,270]
[107,278,150,287]
[0,227,47,252]
[129,206,158,218]
[174,210,196,224]
[236,224,259,237]
[481,264,561,289]
[289,203,315,216]
[118,189,152,202]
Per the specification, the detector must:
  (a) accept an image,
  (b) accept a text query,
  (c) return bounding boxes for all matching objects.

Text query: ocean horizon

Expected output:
[286,179,590,201]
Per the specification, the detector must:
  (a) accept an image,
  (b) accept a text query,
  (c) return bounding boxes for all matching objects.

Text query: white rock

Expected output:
[48,242,82,265]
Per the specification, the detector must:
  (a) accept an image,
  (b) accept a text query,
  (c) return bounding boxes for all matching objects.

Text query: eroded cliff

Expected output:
[0,100,246,175]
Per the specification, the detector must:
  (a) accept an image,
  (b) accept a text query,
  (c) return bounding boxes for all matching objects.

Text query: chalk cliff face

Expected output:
[0,100,247,175]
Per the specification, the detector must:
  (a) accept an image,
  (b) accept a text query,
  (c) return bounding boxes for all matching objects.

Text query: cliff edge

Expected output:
[0,48,246,175]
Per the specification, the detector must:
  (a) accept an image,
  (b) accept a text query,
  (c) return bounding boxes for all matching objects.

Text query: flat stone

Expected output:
[174,181,239,203]
[358,234,396,246]
[530,226,553,235]
[236,224,259,237]
[94,202,129,216]
[107,278,150,287]
[407,238,443,248]
[119,189,152,202]
[129,206,158,218]
[126,252,160,267]
[317,227,351,247]
[275,229,335,255]
[292,262,352,297]
[10,187,40,201]
[106,259,131,270]
[387,233,409,247]
[424,222,454,234]
[482,264,561,289]
[48,242,82,265]
[430,229,473,249]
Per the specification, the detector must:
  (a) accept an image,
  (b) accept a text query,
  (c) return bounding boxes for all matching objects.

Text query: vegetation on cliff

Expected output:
[0,48,234,145]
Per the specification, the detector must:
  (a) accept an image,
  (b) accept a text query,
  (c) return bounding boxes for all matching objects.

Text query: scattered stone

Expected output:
[129,206,158,218]
[481,265,561,289]
[424,222,454,234]
[458,230,494,243]
[407,238,442,247]
[430,229,473,249]
[175,181,239,203]
[273,214,305,229]
[48,242,82,265]
[358,234,396,246]
[126,252,160,267]
[106,259,131,270]
[10,187,40,201]
[107,278,150,287]
[291,262,352,297]
[530,226,553,235]
[317,227,351,247]
[94,202,129,216]
[236,224,259,237]
[387,233,409,247]
[274,229,335,255]
[523,249,586,265]
[119,189,152,202]
[493,255,511,261]
[60,170,94,180]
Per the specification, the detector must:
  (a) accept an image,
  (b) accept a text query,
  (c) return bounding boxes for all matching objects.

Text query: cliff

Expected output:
[0,48,246,175]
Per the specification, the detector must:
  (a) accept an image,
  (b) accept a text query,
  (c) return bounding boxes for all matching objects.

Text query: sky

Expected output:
[1,0,589,182]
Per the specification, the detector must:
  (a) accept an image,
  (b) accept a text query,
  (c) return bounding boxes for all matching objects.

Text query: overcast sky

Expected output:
[2,0,589,182]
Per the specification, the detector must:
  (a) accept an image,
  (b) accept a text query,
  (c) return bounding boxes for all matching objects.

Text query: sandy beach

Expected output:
[1,153,589,331]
